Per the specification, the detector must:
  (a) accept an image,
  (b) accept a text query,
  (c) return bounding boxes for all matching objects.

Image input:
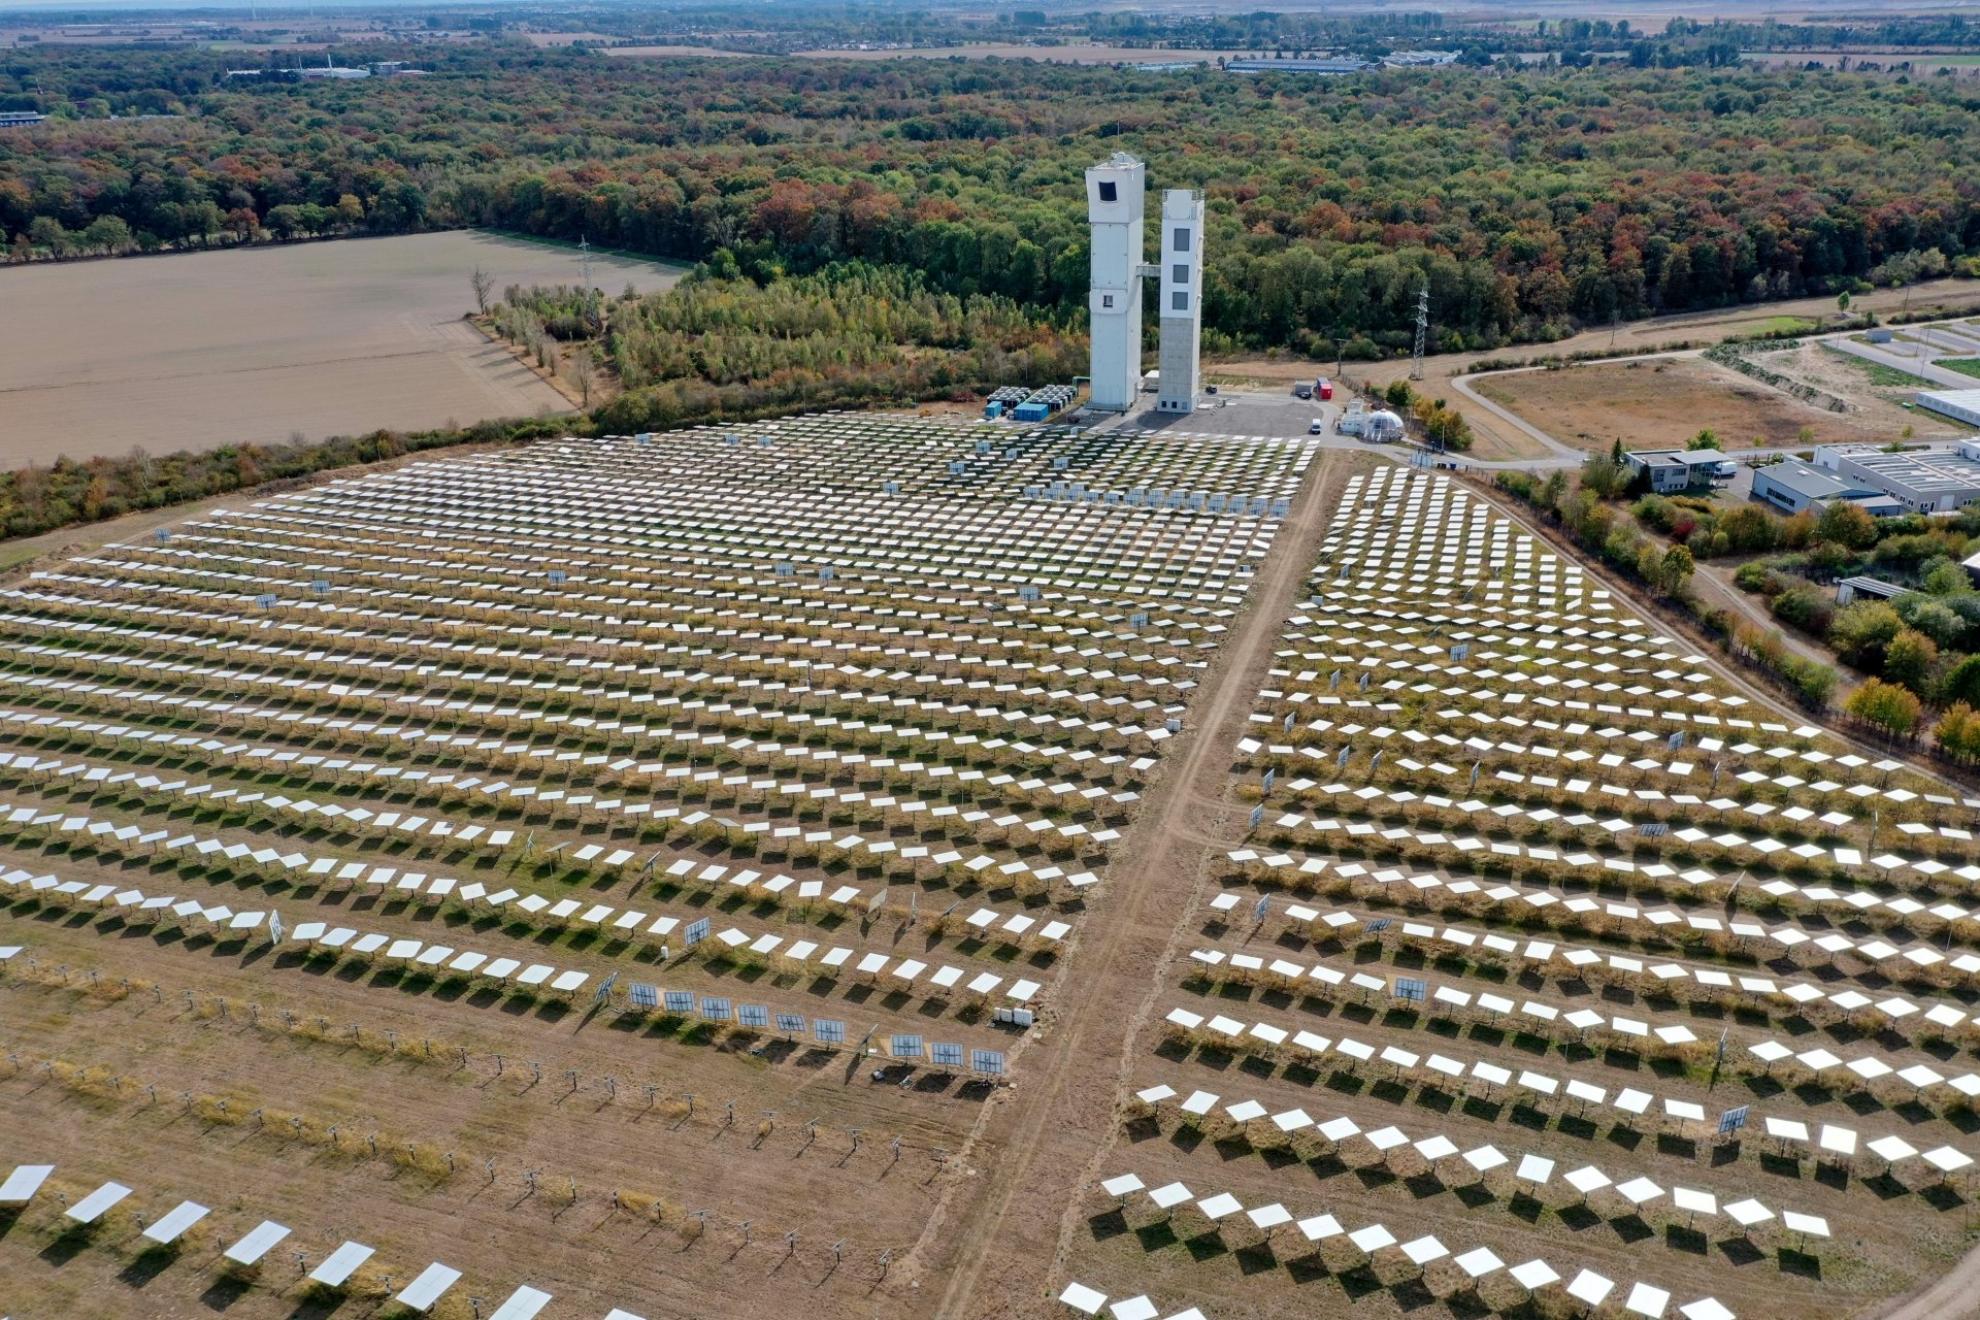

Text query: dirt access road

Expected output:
[910,447,1352,1317]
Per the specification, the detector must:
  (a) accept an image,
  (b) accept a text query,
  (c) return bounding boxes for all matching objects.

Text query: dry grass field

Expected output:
[1213,281,1980,463]
[1473,357,1894,454]
[0,232,684,468]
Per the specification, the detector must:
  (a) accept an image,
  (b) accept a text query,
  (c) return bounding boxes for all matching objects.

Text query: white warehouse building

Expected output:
[1084,151,1205,415]
[1812,440,1980,514]
[1919,389,1980,430]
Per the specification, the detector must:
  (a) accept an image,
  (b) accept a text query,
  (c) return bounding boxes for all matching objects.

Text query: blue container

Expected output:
[984,400,1005,420]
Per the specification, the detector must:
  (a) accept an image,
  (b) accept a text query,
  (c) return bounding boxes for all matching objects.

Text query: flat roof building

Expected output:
[1751,458,1882,515]
[1918,389,1980,430]
[1225,57,1371,74]
[1813,441,1980,514]
[1624,448,1733,493]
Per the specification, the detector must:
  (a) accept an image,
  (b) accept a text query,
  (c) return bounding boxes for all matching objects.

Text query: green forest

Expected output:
[4,46,1980,357]
[493,263,1085,431]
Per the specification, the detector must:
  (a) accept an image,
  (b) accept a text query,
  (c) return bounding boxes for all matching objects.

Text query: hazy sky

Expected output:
[0,0,487,10]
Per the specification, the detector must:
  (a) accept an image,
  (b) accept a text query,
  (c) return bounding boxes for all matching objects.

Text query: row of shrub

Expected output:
[1495,469,1698,599]
[1723,624,1842,709]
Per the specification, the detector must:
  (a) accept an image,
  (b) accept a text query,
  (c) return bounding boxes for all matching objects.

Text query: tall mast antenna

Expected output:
[1410,280,1429,382]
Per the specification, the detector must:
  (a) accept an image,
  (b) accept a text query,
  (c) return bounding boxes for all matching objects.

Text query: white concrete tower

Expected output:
[1084,151,1146,413]
[1156,188,1205,414]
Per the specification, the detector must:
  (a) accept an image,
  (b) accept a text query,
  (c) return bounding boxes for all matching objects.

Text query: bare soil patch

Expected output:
[1745,344,1967,439]
[0,232,684,467]
[599,43,750,57]
[1476,356,1895,453]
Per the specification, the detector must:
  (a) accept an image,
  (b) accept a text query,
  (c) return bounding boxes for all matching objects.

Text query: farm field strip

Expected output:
[1061,465,1980,1319]
[0,232,686,465]
[0,412,1319,1318]
[0,964,944,1318]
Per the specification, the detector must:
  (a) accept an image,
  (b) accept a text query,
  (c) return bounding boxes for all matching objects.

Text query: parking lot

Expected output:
[1097,389,1341,440]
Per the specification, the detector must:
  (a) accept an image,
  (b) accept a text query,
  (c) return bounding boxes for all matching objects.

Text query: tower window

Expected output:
[1171,291,1189,312]
[1101,294,1114,309]
[1172,264,1189,284]
[1172,227,1191,250]
[1098,181,1117,202]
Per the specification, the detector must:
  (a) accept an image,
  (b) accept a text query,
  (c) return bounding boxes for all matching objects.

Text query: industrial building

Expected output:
[1623,448,1734,494]
[1919,389,1980,430]
[1811,441,1980,514]
[1225,57,1371,74]
[1750,459,1886,515]
[1084,152,1205,415]
[226,57,426,83]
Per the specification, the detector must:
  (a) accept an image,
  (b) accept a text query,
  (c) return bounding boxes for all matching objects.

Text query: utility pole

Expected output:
[1410,280,1429,382]
[579,234,593,291]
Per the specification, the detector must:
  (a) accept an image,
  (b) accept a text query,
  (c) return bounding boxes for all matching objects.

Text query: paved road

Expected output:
[1449,362,1617,468]
[1828,335,1980,390]
[1876,1247,1980,1320]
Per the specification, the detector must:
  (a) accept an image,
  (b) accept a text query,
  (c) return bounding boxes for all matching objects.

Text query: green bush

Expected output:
[1769,583,1833,635]
[1846,677,1923,739]
[1829,599,1905,669]
[1782,655,1839,708]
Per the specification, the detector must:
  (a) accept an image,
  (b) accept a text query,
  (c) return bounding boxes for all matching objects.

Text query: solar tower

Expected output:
[1155,188,1205,413]
[1084,152,1146,413]
[1085,153,1205,415]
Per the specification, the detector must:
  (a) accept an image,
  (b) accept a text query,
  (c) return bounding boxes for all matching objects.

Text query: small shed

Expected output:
[1835,576,1908,606]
